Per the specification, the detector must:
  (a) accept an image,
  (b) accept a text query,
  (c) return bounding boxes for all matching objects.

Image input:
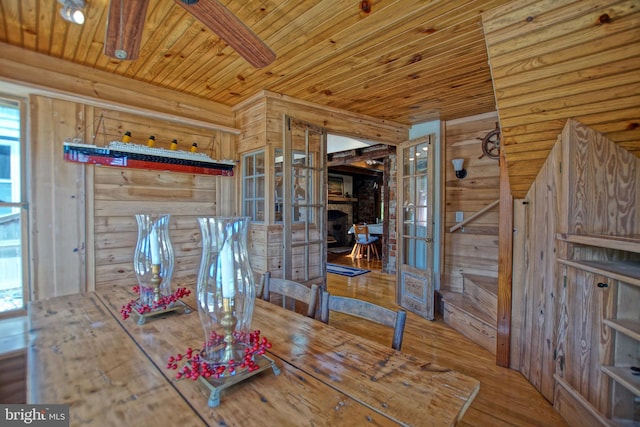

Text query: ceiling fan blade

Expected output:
[174,0,276,68]
[104,0,151,60]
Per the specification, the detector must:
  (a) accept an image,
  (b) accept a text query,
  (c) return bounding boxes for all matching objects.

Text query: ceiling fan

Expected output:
[104,0,276,68]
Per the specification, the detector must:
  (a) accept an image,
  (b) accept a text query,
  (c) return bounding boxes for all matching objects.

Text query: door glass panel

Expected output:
[292,152,313,223]
[415,239,428,269]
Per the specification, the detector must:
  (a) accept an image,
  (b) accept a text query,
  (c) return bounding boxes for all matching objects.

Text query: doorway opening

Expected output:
[326,134,394,272]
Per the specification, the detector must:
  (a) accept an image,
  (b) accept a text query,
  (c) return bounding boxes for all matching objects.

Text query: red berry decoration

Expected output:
[120,286,191,320]
[164,330,273,381]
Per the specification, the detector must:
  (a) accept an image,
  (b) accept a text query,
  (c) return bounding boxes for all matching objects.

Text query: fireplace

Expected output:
[327,202,354,247]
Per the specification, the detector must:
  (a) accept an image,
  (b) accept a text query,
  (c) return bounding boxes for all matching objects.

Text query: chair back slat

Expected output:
[262,271,318,318]
[319,290,406,350]
[353,224,370,240]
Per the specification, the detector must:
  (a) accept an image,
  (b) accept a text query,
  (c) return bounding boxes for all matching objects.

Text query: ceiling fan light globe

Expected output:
[72,9,85,24]
[60,5,84,25]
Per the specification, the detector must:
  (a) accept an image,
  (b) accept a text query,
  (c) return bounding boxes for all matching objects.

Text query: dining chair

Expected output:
[350,224,380,260]
[262,271,319,318]
[319,290,406,350]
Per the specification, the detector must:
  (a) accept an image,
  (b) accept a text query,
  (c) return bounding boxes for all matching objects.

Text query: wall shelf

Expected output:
[556,233,640,253]
[557,259,640,288]
[603,319,640,342]
[600,366,640,397]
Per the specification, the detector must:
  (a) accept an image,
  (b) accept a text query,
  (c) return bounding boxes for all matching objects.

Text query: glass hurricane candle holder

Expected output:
[196,216,255,368]
[134,213,174,306]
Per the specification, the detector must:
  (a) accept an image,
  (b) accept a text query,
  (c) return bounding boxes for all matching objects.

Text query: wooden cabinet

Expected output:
[556,233,640,426]
[514,119,640,426]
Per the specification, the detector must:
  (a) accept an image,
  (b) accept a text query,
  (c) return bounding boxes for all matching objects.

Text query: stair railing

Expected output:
[449,199,499,233]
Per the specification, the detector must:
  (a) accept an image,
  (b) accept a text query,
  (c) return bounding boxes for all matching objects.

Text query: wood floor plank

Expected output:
[326,252,568,427]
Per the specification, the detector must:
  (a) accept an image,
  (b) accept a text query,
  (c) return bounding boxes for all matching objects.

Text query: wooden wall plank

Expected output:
[496,148,513,366]
[30,96,86,299]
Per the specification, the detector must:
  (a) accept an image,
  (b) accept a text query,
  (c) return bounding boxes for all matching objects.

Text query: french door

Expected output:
[0,96,27,315]
[397,135,435,319]
[281,115,327,287]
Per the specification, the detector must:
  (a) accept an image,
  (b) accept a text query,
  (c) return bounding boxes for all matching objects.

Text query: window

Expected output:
[0,97,26,314]
[242,150,265,222]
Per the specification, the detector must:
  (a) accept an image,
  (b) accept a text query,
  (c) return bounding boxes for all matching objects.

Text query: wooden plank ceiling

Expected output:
[0,0,638,196]
[484,0,640,198]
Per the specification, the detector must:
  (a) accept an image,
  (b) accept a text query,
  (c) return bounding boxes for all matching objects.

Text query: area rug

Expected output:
[327,263,370,277]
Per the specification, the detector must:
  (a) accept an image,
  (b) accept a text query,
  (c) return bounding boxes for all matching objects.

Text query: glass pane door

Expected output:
[397,135,434,319]
[0,97,27,314]
[282,116,327,286]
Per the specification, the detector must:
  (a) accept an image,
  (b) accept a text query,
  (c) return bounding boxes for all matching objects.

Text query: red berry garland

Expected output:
[120,286,191,320]
[166,330,273,380]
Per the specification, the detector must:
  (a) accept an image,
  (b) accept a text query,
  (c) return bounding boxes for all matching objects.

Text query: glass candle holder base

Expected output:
[198,354,281,408]
[133,299,191,325]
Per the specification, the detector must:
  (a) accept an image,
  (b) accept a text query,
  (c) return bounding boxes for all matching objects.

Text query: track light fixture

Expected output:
[58,0,86,25]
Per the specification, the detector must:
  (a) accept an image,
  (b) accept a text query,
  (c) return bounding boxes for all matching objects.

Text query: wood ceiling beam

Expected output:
[328,145,396,167]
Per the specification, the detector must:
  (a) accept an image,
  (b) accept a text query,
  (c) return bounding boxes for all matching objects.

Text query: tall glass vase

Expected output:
[196,216,255,368]
[134,213,174,306]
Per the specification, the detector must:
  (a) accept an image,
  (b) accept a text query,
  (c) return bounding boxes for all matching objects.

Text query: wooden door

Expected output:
[282,116,327,286]
[396,135,435,319]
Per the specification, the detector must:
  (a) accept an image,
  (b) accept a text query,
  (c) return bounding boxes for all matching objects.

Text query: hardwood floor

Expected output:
[326,252,568,427]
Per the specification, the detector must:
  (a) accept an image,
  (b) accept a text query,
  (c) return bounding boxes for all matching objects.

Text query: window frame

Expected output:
[0,94,28,318]
[241,150,266,222]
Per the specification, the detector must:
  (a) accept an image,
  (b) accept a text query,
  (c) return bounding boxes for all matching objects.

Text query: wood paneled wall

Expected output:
[483,0,640,198]
[442,112,501,293]
[90,109,236,290]
[29,96,236,298]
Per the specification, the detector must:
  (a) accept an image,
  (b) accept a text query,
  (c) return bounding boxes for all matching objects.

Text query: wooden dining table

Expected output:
[28,284,480,426]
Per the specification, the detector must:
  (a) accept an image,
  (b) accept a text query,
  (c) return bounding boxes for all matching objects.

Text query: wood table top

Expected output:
[28,285,479,426]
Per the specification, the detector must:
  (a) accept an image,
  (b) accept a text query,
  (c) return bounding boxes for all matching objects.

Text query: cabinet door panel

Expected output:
[558,266,614,417]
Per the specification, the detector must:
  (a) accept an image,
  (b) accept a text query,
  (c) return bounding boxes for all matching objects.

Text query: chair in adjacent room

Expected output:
[262,271,319,318]
[350,224,380,260]
[319,290,407,350]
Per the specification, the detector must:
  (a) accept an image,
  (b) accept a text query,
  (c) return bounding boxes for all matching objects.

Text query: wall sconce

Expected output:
[58,0,86,25]
[452,158,467,179]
